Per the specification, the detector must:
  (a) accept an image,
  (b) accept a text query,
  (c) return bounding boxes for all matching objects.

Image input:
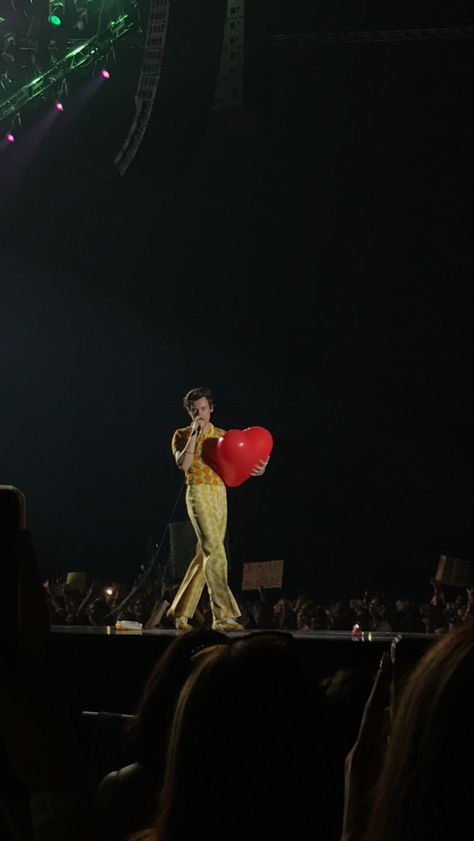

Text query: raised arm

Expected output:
[175,419,202,472]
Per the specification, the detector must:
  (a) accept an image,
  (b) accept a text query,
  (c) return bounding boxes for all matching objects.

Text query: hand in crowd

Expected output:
[341,652,391,841]
[39,567,472,635]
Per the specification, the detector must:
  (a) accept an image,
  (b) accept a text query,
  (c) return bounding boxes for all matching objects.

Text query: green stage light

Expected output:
[49,14,62,25]
[0,12,135,125]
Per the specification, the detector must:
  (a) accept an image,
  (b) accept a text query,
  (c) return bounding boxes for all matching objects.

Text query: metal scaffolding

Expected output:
[0,4,137,127]
[272,26,474,48]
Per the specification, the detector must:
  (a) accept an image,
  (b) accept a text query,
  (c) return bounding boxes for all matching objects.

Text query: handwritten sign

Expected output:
[242,560,284,591]
[435,555,472,589]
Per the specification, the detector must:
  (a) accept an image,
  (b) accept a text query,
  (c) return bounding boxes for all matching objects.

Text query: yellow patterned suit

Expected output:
[168,423,240,624]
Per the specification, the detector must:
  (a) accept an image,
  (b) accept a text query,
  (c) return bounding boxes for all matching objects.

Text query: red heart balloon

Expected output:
[202,426,273,487]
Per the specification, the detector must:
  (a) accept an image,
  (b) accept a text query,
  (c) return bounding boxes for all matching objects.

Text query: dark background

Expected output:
[0,1,472,600]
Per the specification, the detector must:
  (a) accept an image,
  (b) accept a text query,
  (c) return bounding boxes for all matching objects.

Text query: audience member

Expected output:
[342,619,473,841]
[98,628,227,841]
[135,633,342,841]
[250,598,275,629]
[367,596,392,632]
[327,599,354,631]
[321,667,376,762]
[2,532,471,841]
[41,569,472,636]
[273,597,296,629]
[0,532,101,841]
[0,800,16,841]
[393,597,425,633]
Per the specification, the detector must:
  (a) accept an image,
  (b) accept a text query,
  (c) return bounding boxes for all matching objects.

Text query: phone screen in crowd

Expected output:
[0,485,27,668]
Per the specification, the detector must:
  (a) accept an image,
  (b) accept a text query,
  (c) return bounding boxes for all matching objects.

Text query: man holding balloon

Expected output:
[166,386,272,632]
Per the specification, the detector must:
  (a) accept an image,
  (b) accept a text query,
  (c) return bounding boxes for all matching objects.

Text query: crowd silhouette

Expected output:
[0,533,472,841]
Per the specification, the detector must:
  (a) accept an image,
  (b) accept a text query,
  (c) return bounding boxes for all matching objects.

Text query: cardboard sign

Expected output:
[435,555,472,589]
[242,560,284,591]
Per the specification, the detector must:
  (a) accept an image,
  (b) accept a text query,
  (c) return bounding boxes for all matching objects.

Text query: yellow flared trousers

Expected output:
[168,483,240,623]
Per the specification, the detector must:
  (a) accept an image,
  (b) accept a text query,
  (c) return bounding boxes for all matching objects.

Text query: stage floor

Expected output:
[51,625,437,714]
[52,625,434,641]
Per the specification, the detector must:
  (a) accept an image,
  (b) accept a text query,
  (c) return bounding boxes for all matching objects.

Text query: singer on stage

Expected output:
[167,387,267,632]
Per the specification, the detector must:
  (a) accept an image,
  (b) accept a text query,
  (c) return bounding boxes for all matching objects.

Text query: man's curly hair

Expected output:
[183,387,215,412]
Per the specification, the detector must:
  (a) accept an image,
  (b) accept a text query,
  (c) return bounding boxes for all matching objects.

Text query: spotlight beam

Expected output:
[0,15,134,123]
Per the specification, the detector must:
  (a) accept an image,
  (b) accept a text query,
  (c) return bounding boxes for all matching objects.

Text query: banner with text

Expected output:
[242,560,284,591]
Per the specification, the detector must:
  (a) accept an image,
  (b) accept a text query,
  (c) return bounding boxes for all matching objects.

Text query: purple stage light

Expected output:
[6,133,15,143]
[55,102,64,112]
[101,69,110,80]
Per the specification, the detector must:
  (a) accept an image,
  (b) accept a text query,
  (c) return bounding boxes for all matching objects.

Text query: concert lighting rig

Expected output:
[0,0,139,130]
[115,0,245,176]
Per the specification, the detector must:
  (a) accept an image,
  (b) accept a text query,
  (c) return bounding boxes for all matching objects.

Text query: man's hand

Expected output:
[190,417,204,435]
[251,457,269,477]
